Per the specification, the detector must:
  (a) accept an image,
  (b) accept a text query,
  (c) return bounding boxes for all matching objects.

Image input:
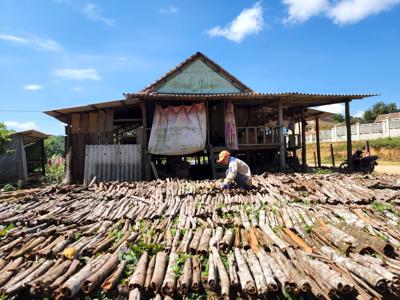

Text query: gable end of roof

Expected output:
[140,51,253,94]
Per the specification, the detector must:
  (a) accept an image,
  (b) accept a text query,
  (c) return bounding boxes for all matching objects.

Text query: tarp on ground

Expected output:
[148,102,207,155]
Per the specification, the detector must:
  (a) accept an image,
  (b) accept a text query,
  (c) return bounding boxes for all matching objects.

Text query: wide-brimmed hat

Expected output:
[217,150,230,163]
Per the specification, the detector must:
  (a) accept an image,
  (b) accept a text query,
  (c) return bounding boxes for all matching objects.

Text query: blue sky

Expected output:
[0,0,399,135]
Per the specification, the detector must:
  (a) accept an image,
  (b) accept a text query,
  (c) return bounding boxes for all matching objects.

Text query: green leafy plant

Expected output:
[1,184,15,192]
[187,291,207,300]
[109,229,124,241]
[73,232,81,241]
[80,256,91,264]
[272,225,283,234]
[0,224,15,237]
[0,122,13,154]
[44,136,65,157]
[200,255,209,277]
[303,224,313,234]
[371,201,400,216]
[375,231,389,242]
[43,164,64,184]
[127,240,165,257]
[221,253,229,269]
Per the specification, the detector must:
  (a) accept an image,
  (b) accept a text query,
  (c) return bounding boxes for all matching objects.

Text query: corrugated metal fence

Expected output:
[84,145,142,184]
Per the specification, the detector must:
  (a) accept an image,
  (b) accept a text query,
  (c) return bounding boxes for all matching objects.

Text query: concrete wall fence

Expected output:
[307,118,400,144]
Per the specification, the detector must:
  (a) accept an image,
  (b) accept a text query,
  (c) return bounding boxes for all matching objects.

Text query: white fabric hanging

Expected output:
[148,102,207,155]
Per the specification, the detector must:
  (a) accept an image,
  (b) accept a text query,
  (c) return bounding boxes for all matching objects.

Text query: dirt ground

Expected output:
[375,164,400,175]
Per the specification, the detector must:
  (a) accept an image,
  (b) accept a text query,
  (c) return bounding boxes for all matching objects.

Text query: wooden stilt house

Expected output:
[45,52,375,183]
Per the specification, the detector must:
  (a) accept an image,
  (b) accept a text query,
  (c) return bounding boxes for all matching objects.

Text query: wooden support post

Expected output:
[301,109,307,172]
[140,101,150,180]
[330,144,335,167]
[366,140,370,156]
[278,100,285,172]
[263,127,266,144]
[313,152,317,167]
[345,100,353,172]
[41,139,46,175]
[206,101,217,179]
[315,117,321,167]
[205,101,211,149]
[63,120,72,184]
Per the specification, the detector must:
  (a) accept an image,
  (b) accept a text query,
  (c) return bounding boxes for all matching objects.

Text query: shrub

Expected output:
[43,164,65,184]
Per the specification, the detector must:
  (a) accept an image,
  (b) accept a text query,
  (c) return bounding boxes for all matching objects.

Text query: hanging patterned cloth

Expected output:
[148,102,207,155]
[225,100,238,150]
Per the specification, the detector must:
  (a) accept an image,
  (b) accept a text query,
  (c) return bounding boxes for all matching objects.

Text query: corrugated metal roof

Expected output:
[45,91,376,123]
[11,130,49,145]
[124,91,377,99]
[44,98,142,122]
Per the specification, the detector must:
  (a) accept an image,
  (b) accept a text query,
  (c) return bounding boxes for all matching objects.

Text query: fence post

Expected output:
[381,120,386,137]
[333,125,338,142]
[330,144,335,167]
[356,122,361,141]
[386,117,391,138]
[366,140,370,156]
[313,152,317,167]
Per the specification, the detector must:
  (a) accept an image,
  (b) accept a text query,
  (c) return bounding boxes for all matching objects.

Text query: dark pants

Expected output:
[226,170,252,189]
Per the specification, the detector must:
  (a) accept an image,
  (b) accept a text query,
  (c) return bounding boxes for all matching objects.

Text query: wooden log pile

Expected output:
[0,173,399,299]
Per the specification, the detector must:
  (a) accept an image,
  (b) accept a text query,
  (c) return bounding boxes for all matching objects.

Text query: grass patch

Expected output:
[314,168,334,174]
[307,137,400,165]
[371,201,400,217]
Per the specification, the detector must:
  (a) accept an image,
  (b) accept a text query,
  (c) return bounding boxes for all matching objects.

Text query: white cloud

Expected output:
[328,0,400,25]
[24,84,43,91]
[72,86,83,91]
[53,68,101,80]
[317,103,345,114]
[206,2,264,43]
[117,57,129,63]
[282,0,400,25]
[283,0,329,23]
[83,3,114,26]
[4,121,39,131]
[0,32,62,51]
[354,110,365,118]
[160,5,179,14]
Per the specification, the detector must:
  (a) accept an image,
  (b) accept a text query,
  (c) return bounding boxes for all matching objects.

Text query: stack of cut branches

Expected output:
[0,173,399,299]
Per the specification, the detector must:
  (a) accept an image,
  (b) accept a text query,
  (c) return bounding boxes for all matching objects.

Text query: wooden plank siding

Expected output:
[68,109,114,183]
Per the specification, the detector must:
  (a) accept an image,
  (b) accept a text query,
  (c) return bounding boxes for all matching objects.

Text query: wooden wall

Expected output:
[209,102,225,146]
[67,109,113,183]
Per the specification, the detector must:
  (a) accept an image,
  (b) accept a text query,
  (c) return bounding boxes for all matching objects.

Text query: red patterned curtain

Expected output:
[225,100,238,150]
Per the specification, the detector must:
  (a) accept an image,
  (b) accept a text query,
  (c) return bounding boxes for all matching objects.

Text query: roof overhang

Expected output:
[44,92,376,123]
[44,98,142,122]
[11,130,49,145]
[124,92,377,108]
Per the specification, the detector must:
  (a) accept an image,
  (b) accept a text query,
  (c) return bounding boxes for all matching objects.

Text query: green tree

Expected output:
[363,101,399,123]
[44,135,65,158]
[0,122,13,154]
[332,113,345,124]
